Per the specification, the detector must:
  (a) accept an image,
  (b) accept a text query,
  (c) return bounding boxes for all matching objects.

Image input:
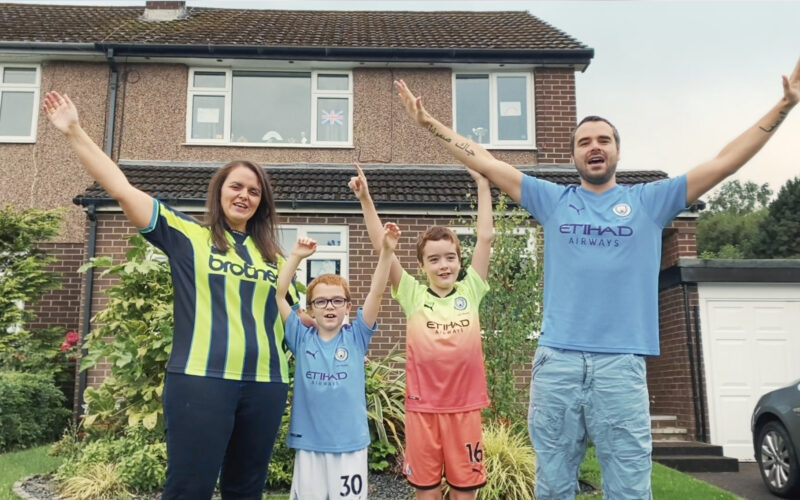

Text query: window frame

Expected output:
[186,68,353,147]
[452,71,535,149]
[0,64,41,143]
[277,224,349,309]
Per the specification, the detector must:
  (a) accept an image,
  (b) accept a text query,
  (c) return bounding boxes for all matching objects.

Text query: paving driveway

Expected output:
[689,462,777,500]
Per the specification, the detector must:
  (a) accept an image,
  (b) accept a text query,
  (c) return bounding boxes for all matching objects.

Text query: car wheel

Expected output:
[756,421,800,498]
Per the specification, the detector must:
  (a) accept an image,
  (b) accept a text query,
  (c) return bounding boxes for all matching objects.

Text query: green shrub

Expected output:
[0,371,70,451]
[54,424,166,493]
[365,348,406,471]
[459,195,543,422]
[78,235,174,436]
[441,420,536,499]
[267,407,294,490]
[478,420,536,499]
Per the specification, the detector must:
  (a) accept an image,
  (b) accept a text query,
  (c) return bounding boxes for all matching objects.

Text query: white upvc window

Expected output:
[452,72,534,148]
[278,225,349,308]
[0,64,40,143]
[186,68,353,147]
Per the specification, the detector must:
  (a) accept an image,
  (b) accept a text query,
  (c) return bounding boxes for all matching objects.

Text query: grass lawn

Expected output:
[0,445,63,500]
[577,446,740,499]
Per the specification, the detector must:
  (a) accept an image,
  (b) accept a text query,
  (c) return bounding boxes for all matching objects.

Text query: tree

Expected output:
[0,205,68,375]
[696,180,771,258]
[460,195,543,422]
[749,176,800,259]
[704,180,772,215]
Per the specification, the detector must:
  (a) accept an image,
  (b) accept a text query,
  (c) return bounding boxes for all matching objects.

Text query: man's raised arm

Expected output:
[686,57,800,204]
[395,79,523,202]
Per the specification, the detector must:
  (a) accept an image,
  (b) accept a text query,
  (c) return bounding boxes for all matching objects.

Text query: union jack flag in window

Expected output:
[320,109,344,126]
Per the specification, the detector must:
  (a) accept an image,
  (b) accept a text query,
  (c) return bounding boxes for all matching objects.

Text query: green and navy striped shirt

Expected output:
[140,200,297,382]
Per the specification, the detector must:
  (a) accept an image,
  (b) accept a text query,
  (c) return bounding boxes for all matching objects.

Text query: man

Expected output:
[394,56,799,499]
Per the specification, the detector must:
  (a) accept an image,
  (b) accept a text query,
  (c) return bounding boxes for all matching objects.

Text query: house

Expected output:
[0,1,729,459]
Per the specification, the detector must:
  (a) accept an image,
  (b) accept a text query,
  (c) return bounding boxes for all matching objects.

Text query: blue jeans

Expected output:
[161,373,288,500]
[527,346,652,500]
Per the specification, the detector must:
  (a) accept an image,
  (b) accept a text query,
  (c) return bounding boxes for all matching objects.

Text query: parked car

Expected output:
[752,379,800,497]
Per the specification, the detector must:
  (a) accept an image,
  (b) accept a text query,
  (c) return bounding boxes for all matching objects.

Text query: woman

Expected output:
[44,91,296,500]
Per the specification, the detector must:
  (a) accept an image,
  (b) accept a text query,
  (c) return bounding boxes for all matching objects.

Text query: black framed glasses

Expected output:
[310,297,349,309]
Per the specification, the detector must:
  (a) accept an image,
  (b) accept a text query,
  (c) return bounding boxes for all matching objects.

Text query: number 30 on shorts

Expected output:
[339,474,363,496]
[465,441,483,463]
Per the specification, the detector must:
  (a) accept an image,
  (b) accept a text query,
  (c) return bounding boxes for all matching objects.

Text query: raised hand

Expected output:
[348,162,370,201]
[466,166,489,187]
[381,222,400,252]
[292,237,317,259]
[394,79,430,126]
[42,91,79,135]
[782,56,800,107]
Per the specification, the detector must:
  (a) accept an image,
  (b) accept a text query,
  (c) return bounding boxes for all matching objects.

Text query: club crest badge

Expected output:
[454,297,468,310]
[335,347,348,361]
[613,203,632,217]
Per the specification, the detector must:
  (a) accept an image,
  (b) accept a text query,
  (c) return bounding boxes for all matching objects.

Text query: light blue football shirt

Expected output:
[520,175,687,355]
[285,308,375,453]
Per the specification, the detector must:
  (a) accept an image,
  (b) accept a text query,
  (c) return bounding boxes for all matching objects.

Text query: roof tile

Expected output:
[0,4,588,50]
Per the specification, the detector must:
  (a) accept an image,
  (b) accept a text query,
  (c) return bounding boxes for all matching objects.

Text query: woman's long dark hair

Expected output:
[204,160,281,263]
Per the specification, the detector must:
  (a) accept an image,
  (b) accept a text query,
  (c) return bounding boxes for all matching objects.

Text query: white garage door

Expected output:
[699,283,800,461]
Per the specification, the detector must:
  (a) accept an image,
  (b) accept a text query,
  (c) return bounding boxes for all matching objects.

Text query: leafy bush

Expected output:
[266,407,294,490]
[0,205,75,391]
[365,348,406,471]
[459,195,543,422]
[79,235,174,435]
[440,420,536,500]
[54,424,166,494]
[0,371,70,451]
[478,420,536,499]
[58,462,131,500]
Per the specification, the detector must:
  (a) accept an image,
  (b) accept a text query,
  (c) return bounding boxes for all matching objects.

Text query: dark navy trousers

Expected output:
[161,373,288,500]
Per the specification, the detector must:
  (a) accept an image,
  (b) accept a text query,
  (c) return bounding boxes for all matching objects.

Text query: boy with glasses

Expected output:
[275,222,400,500]
[349,163,493,500]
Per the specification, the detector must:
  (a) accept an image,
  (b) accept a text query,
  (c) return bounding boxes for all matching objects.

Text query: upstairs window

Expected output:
[0,64,40,143]
[187,69,352,147]
[453,72,534,148]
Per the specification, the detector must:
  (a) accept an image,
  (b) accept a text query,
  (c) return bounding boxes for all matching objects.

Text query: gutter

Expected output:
[97,42,594,66]
[0,39,594,66]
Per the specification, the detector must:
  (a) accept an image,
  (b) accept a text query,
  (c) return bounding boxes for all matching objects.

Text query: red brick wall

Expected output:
[28,242,84,332]
[661,217,698,270]
[648,284,701,438]
[647,214,706,439]
[534,69,577,164]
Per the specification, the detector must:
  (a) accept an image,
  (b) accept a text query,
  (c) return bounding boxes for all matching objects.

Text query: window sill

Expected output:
[0,137,36,144]
[183,142,354,149]
[484,144,538,151]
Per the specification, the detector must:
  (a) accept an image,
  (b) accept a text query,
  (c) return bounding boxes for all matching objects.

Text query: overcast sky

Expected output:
[12,0,800,194]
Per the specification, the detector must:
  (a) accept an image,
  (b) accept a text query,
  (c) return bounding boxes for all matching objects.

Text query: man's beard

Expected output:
[577,161,617,186]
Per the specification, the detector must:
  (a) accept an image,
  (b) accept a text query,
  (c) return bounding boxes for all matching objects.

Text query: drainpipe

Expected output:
[682,283,702,442]
[76,204,97,420]
[76,51,119,419]
[693,304,708,443]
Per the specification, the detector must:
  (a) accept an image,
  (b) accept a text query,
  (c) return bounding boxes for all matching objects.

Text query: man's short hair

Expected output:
[570,116,620,154]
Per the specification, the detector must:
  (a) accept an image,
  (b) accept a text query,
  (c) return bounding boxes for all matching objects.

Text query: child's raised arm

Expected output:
[467,167,493,280]
[276,237,317,322]
[349,163,403,287]
[361,223,401,327]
